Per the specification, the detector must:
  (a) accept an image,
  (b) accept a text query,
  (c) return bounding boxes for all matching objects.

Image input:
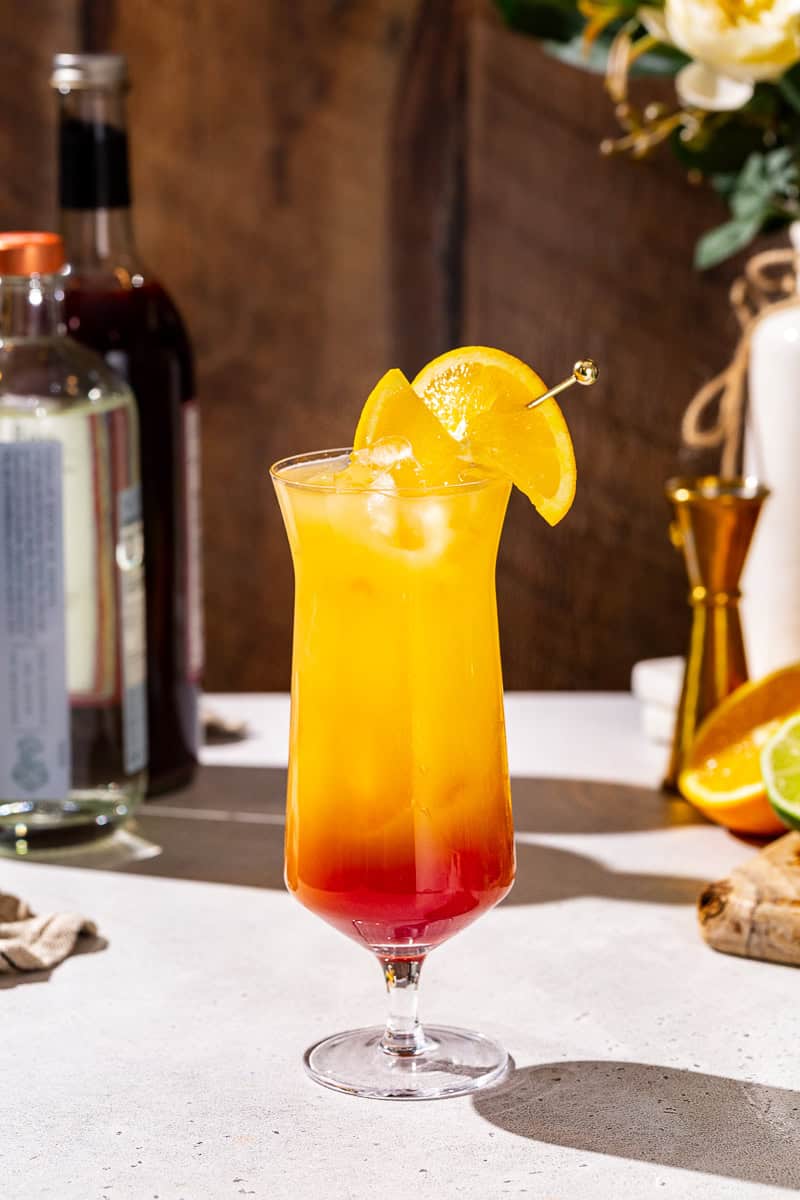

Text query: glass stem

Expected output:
[379,957,428,1056]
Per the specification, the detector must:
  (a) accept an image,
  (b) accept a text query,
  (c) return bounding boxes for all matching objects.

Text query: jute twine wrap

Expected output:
[682,249,798,476]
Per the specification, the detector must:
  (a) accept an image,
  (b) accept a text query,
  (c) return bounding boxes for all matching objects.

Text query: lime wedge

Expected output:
[760,713,800,830]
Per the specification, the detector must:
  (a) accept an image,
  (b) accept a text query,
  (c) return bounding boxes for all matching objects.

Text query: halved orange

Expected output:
[412,346,577,525]
[679,664,800,835]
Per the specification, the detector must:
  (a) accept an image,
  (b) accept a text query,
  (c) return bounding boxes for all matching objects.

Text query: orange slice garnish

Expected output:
[352,368,461,479]
[411,346,576,525]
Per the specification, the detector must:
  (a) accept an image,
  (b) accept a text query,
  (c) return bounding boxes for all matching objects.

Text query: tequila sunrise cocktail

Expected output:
[271,350,592,1099]
[274,451,514,955]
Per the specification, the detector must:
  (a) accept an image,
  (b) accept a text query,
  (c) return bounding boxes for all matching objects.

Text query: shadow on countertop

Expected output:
[5,770,707,907]
[504,776,707,905]
[0,931,108,990]
[474,1059,800,1190]
[503,841,704,907]
[510,776,705,836]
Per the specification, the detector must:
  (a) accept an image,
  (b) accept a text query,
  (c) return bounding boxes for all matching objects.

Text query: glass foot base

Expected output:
[304,1024,509,1100]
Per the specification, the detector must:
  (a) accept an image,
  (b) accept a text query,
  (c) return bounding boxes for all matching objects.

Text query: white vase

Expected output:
[741,222,800,677]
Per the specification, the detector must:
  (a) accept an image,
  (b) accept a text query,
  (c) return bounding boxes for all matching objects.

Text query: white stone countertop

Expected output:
[3,693,798,1200]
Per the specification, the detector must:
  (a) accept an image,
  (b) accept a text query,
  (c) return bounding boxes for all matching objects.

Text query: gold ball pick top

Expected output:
[526,359,599,410]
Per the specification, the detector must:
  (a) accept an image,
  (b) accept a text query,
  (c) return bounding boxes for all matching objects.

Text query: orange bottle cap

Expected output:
[0,232,64,276]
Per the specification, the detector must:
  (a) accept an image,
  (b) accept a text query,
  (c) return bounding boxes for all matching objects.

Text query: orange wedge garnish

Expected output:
[353,368,460,471]
[412,346,576,525]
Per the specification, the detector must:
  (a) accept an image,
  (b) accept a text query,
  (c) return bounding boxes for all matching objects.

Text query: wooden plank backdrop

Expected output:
[462,18,740,687]
[0,0,744,690]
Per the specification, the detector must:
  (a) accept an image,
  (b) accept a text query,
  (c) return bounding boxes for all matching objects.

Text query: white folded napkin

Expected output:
[0,890,99,974]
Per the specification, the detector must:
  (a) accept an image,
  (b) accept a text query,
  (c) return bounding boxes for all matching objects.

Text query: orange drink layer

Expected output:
[273,451,515,957]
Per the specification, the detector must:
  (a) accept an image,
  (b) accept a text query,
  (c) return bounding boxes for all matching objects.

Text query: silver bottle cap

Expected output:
[51,53,128,91]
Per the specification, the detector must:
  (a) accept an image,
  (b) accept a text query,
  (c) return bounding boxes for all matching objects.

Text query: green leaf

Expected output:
[711,171,739,198]
[696,148,800,268]
[542,35,610,73]
[693,149,800,268]
[767,146,797,188]
[731,182,770,220]
[694,215,766,270]
[764,145,795,174]
[737,150,769,191]
[543,32,687,76]
[713,148,798,220]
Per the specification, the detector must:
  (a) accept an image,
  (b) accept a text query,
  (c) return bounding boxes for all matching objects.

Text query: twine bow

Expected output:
[681,248,798,476]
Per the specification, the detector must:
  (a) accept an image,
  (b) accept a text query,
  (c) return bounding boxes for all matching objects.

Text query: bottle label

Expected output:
[0,443,70,802]
[118,484,148,775]
[61,407,113,703]
[183,402,204,682]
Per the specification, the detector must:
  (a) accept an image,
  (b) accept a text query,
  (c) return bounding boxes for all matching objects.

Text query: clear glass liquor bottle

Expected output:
[0,232,147,851]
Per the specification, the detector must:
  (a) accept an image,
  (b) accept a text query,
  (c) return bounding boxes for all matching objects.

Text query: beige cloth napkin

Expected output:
[0,890,98,974]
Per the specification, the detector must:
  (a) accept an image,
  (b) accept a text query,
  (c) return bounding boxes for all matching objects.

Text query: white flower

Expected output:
[640,0,800,110]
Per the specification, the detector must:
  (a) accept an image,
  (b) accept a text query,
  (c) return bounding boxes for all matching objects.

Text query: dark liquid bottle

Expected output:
[52,53,202,795]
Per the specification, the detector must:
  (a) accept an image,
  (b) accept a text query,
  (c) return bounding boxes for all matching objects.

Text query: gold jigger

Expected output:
[663,476,769,792]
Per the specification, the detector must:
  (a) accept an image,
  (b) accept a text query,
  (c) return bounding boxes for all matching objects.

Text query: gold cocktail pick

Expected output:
[526,359,599,410]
